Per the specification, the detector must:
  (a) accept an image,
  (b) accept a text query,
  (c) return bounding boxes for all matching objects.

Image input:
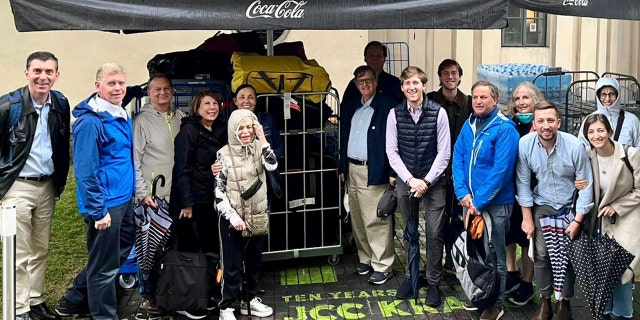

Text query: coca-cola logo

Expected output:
[246,0,307,19]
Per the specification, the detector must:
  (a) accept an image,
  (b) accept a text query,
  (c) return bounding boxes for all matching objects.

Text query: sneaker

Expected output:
[505,271,522,294]
[54,297,90,317]
[508,281,535,306]
[219,308,236,320]
[140,299,162,315]
[395,278,414,300]
[240,297,273,317]
[176,310,208,319]
[425,285,442,307]
[479,307,504,320]
[462,300,478,311]
[16,312,33,320]
[368,271,393,285]
[354,263,372,275]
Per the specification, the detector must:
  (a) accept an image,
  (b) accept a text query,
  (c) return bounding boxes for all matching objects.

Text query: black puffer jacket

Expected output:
[0,86,70,199]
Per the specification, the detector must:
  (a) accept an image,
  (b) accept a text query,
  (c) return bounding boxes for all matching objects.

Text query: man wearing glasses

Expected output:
[338,65,396,285]
[580,77,640,147]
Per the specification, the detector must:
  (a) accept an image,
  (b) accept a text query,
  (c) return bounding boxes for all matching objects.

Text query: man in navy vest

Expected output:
[386,66,451,306]
[0,51,70,320]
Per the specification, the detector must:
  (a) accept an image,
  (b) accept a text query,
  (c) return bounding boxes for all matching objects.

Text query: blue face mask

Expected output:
[516,112,533,124]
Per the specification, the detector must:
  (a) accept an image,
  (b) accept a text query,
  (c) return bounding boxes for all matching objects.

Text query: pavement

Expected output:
[113,214,640,320]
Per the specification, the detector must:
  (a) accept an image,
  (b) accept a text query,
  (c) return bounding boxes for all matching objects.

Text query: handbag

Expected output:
[242,210,269,237]
[265,168,283,199]
[154,250,219,312]
[376,184,397,218]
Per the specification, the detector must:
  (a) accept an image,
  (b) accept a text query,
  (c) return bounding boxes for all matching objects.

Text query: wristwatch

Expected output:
[424,179,432,188]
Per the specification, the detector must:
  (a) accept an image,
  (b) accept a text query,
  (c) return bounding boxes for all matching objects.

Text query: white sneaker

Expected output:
[219,308,236,320]
[239,297,273,317]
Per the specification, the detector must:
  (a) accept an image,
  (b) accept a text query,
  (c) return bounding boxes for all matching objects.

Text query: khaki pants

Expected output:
[3,179,56,314]
[348,163,394,272]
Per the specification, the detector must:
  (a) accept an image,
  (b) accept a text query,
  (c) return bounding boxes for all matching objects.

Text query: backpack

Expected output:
[452,211,501,310]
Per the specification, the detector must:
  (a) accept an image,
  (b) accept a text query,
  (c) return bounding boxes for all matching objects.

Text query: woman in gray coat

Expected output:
[577,113,640,320]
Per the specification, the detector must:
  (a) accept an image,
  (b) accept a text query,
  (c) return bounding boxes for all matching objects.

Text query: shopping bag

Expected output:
[155,250,219,312]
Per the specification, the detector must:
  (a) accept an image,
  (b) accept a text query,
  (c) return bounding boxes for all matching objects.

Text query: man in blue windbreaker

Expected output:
[55,63,135,320]
[452,80,520,320]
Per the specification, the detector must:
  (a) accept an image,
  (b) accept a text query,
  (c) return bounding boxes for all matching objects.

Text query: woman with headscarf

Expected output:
[214,109,277,320]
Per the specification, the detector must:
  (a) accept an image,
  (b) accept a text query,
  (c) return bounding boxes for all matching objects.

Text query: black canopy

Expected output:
[9,0,508,32]
[512,0,640,21]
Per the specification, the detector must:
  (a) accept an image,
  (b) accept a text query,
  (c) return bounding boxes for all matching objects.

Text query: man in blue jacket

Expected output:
[452,80,520,320]
[338,65,396,285]
[55,63,135,320]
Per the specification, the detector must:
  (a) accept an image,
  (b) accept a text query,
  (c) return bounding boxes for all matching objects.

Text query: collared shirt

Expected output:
[89,95,128,119]
[20,95,54,177]
[346,95,374,161]
[516,131,594,215]
[386,102,451,184]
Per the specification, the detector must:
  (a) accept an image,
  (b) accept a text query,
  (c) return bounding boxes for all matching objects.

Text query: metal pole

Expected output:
[2,203,17,320]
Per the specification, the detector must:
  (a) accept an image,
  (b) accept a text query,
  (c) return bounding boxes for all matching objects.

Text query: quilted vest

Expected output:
[394,99,440,178]
[218,144,268,219]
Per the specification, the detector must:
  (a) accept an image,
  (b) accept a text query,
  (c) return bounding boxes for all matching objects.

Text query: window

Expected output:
[502,5,547,47]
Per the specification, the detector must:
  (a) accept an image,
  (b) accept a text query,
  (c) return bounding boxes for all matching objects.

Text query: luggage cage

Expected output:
[258,90,343,265]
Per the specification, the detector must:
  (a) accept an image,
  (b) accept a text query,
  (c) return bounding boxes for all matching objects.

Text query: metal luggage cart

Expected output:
[257,90,343,265]
[132,79,233,117]
[533,70,600,134]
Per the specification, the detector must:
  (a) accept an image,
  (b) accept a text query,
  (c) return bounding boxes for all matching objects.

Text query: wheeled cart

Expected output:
[257,91,343,265]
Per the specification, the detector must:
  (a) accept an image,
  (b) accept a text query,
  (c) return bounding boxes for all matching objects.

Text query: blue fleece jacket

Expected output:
[72,93,135,220]
[452,106,520,211]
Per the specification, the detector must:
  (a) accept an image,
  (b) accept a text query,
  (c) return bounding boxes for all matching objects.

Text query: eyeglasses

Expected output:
[355,78,374,86]
[600,92,617,99]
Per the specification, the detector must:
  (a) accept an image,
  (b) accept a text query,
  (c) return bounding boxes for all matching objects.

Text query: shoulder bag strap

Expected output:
[613,109,625,141]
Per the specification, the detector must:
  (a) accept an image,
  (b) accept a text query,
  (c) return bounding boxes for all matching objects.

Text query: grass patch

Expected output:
[0,166,87,313]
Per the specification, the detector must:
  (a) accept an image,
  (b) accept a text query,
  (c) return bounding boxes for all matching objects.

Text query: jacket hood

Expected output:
[227,109,258,159]
[72,93,99,118]
[595,77,621,115]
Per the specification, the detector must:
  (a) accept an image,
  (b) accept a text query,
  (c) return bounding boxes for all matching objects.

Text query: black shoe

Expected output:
[395,278,414,300]
[17,312,34,320]
[505,271,522,294]
[425,285,442,307]
[54,297,90,317]
[507,281,535,306]
[30,302,60,320]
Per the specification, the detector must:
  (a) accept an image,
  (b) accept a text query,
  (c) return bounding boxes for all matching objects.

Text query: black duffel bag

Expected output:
[155,250,219,312]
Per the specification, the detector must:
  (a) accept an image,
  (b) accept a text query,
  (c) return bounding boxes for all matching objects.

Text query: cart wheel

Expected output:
[118,274,138,289]
[327,255,340,266]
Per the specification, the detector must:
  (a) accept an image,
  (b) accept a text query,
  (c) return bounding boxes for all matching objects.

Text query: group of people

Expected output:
[339,41,640,320]
[0,51,281,320]
[3,44,640,320]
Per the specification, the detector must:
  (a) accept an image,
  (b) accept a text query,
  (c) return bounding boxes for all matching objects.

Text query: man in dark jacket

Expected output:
[386,66,451,306]
[342,41,403,104]
[338,65,396,285]
[426,59,472,275]
[0,51,70,320]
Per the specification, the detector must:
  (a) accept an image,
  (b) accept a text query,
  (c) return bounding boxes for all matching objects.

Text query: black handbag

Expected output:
[265,168,283,199]
[154,250,219,312]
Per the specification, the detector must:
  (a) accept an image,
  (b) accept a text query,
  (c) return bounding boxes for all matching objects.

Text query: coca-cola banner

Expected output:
[9,0,508,32]
[513,0,640,21]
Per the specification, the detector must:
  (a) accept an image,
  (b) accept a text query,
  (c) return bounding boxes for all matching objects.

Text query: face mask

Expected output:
[516,112,533,124]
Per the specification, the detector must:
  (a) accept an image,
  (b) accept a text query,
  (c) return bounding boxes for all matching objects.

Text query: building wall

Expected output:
[1,0,638,109]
